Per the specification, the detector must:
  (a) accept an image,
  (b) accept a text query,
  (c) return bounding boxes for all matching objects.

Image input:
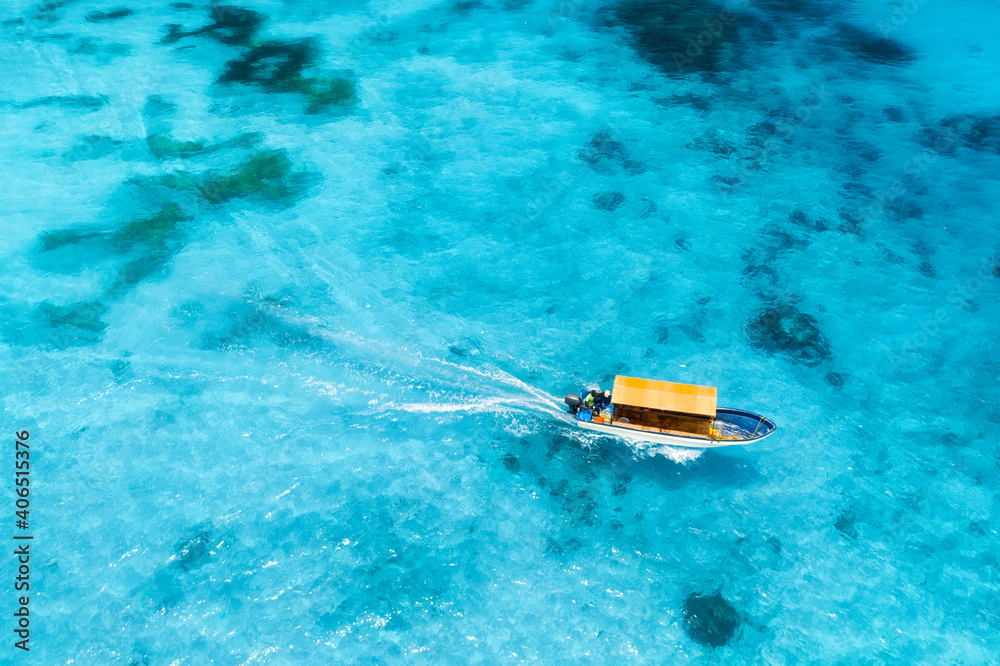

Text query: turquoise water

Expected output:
[2,0,999,661]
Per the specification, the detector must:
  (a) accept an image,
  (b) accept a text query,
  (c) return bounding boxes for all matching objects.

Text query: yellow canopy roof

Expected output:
[610,375,717,417]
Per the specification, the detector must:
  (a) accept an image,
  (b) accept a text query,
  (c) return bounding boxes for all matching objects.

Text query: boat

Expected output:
[563,375,775,448]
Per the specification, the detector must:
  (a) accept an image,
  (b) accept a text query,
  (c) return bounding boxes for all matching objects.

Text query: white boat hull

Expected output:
[574,419,761,448]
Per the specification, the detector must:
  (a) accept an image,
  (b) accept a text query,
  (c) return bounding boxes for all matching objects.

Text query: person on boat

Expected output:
[586,389,609,419]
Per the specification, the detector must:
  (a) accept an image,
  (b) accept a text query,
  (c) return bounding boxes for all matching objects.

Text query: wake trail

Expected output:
[271,307,700,462]
[274,307,566,414]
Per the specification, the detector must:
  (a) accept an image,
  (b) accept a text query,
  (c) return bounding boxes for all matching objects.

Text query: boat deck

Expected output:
[612,405,713,439]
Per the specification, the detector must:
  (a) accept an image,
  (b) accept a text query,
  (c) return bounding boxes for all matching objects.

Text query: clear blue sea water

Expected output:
[1,0,999,662]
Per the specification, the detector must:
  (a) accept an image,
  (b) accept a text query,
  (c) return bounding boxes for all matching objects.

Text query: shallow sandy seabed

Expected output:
[1,0,999,662]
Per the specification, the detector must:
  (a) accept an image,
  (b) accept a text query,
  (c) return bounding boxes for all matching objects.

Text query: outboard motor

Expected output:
[564,394,582,414]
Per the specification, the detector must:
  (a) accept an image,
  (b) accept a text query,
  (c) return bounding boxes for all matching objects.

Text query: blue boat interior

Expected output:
[713,408,776,440]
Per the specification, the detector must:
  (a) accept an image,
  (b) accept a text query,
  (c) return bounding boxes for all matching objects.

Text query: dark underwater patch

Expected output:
[38,228,106,252]
[143,94,177,118]
[162,5,265,46]
[846,140,883,164]
[668,92,712,111]
[825,371,847,388]
[687,128,738,156]
[17,94,108,111]
[63,135,121,161]
[614,0,765,76]
[86,7,133,22]
[218,40,358,113]
[683,591,741,648]
[829,22,915,65]
[111,202,191,250]
[201,297,322,351]
[593,191,625,211]
[39,300,107,333]
[579,128,627,169]
[146,130,261,159]
[31,0,76,25]
[654,321,670,343]
[39,203,189,257]
[544,535,583,557]
[452,0,483,13]
[837,209,866,236]
[110,357,132,380]
[577,129,645,175]
[502,453,520,472]
[883,105,904,122]
[68,37,131,60]
[678,324,705,342]
[564,488,598,526]
[199,150,309,203]
[746,303,831,366]
[37,203,193,311]
[741,262,778,287]
[755,0,832,19]
[744,117,779,149]
[134,523,239,613]
[34,300,108,346]
[154,149,313,204]
[104,253,172,299]
[841,181,875,199]
[174,530,213,571]
[921,113,1000,155]
[146,133,209,159]
[834,508,858,539]
[544,537,564,556]
[788,209,827,232]
[611,472,631,496]
[219,39,317,85]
